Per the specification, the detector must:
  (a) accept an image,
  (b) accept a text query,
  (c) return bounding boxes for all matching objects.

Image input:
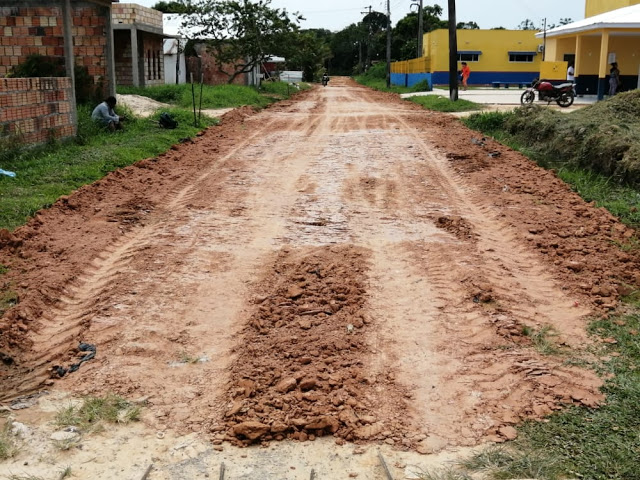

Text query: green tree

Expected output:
[457,21,480,29]
[152,0,194,13]
[517,19,538,30]
[285,29,333,82]
[184,0,302,83]
[392,6,448,60]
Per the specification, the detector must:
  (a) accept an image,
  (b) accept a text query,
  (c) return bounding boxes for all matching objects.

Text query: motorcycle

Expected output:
[322,75,330,87]
[520,79,575,107]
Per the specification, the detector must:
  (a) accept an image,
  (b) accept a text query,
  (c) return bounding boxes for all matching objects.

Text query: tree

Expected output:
[152,0,194,13]
[517,19,538,30]
[285,29,333,82]
[457,21,480,30]
[184,0,302,84]
[392,6,448,60]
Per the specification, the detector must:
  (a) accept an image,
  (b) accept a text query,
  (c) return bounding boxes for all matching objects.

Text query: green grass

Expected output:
[407,94,481,113]
[118,81,309,110]
[0,105,216,231]
[55,394,141,433]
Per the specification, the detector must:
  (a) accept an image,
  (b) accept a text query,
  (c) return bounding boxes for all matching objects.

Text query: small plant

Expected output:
[59,466,72,479]
[0,419,19,460]
[0,264,8,275]
[55,394,141,432]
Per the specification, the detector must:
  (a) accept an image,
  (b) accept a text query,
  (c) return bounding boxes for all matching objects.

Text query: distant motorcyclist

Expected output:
[322,73,330,86]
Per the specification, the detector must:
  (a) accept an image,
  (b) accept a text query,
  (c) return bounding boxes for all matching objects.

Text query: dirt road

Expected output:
[1,78,639,478]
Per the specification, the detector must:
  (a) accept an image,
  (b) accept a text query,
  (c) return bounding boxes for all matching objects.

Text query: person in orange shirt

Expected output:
[461,62,471,91]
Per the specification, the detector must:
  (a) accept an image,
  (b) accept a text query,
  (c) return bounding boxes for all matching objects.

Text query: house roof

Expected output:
[536,4,640,38]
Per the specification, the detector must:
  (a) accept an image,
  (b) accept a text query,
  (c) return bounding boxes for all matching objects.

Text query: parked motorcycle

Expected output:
[520,79,575,107]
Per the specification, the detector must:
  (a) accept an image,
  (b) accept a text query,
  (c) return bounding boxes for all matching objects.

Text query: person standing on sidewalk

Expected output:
[609,62,621,96]
[461,62,471,91]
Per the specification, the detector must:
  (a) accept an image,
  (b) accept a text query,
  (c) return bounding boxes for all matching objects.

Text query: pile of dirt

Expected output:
[219,246,413,447]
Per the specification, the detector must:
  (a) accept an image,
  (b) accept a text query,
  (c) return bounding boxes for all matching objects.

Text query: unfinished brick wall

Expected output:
[0,6,65,77]
[71,4,110,97]
[187,54,248,86]
[0,77,75,145]
[0,2,112,98]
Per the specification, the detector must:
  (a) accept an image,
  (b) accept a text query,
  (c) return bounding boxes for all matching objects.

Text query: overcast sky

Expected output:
[135,0,585,31]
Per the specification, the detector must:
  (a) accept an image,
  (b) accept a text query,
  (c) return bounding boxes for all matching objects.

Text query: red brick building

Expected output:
[0,0,117,144]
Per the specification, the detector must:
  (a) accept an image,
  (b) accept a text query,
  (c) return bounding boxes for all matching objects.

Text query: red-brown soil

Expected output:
[1,78,638,451]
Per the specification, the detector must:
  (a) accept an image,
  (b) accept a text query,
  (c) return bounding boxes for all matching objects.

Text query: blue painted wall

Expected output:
[431,71,538,85]
[390,73,433,90]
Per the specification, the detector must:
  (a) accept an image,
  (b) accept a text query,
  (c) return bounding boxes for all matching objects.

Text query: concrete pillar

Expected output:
[131,27,140,87]
[597,31,610,100]
[574,35,583,76]
[61,0,77,132]
[104,4,116,97]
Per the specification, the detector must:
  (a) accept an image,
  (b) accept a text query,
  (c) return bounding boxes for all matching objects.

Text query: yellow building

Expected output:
[538,0,640,98]
[586,0,640,17]
[422,29,543,86]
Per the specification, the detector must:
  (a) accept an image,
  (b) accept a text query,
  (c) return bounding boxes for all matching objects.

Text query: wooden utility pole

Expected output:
[448,0,458,101]
[386,0,391,88]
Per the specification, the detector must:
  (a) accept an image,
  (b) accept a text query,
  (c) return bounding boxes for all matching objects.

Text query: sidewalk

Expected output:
[401,87,598,107]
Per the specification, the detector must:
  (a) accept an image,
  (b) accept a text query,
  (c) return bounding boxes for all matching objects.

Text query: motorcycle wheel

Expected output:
[556,91,575,108]
[520,90,535,105]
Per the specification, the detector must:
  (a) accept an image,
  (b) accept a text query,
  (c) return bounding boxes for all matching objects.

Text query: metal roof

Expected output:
[536,4,640,38]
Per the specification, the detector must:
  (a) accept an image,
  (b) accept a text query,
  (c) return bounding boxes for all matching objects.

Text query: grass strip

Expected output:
[118,81,309,110]
[407,94,481,113]
[0,106,217,231]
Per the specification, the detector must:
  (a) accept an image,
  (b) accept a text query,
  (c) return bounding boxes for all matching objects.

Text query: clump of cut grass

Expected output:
[0,288,18,317]
[55,394,141,433]
[460,446,563,479]
[408,95,481,113]
[410,466,472,480]
[0,419,19,460]
[522,324,563,355]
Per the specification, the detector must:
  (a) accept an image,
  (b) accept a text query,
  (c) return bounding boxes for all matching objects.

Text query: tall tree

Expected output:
[152,0,194,13]
[184,0,302,83]
[457,21,479,29]
[391,6,448,60]
[285,29,333,82]
[517,19,538,30]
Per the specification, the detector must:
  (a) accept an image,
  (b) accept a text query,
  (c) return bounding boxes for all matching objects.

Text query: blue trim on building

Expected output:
[458,50,482,55]
[432,71,538,85]
[390,73,433,90]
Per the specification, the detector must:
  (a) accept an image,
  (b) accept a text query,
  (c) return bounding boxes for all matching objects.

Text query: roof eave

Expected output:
[537,23,640,38]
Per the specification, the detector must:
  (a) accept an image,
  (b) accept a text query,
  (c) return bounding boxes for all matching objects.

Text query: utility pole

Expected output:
[386,0,391,88]
[448,0,458,101]
[417,0,424,58]
[361,5,373,70]
[542,17,547,61]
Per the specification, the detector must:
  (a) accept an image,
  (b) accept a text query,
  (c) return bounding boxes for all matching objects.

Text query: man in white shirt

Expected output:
[91,96,123,131]
[567,64,575,82]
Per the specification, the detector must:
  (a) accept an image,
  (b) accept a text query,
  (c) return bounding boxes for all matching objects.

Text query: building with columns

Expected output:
[537,0,640,99]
